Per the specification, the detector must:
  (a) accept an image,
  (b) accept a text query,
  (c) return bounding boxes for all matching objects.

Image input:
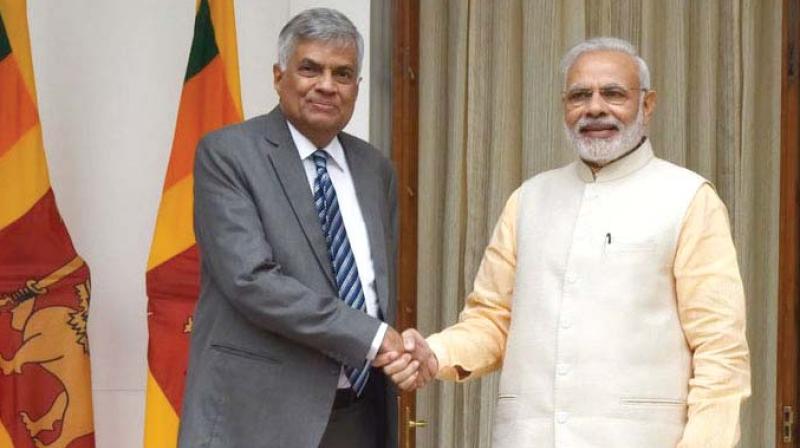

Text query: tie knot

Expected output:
[311,150,328,171]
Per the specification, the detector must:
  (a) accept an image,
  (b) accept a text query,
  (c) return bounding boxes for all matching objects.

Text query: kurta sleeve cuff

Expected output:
[427,334,461,381]
[677,395,744,448]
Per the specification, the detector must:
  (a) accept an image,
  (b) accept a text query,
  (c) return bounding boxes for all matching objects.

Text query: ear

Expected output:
[273,63,284,92]
[642,89,657,125]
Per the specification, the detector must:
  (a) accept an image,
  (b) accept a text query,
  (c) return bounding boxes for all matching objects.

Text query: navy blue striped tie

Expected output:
[311,150,371,396]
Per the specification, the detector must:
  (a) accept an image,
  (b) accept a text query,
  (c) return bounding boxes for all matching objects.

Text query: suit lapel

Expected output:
[343,137,390,317]
[264,108,337,290]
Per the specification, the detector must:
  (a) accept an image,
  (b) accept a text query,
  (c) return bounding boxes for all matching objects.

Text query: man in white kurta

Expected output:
[382,37,751,447]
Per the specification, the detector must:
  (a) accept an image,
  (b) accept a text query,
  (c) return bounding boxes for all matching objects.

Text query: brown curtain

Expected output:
[416,1,781,446]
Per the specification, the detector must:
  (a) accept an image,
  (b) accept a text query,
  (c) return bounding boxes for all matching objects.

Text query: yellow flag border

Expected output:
[209,0,243,119]
[143,370,180,447]
[147,176,195,270]
[0,419,12,448]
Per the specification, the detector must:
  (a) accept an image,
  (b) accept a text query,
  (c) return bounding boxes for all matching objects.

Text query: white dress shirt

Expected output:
[287,122,388,388]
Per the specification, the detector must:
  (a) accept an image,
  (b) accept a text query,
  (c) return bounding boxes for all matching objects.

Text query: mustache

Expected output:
[573,115,625,133]
[574,116,623,133]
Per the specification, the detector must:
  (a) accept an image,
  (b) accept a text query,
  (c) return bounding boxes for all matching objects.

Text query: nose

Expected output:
[315,70,336,95]
[585,90,607,117]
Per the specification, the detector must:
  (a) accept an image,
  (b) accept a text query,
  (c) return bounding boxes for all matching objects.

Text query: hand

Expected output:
[401,329,438,389]
[382,352,419,391]
[372,326,404,368]
[374,327,421,390]
[381,328,438,391]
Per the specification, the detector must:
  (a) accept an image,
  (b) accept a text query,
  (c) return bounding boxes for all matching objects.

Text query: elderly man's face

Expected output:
[274,39,359,148]
[563,50,656,166]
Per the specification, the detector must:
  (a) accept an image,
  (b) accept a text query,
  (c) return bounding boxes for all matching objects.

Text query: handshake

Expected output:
[372,327,439,391]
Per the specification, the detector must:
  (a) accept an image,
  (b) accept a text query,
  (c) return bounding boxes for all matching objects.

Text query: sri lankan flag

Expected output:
[0,1,95,448]
[144,0,243,445]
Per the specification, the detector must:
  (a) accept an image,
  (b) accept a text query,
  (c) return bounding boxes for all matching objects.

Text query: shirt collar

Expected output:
[575,138,654,183]
[286,121,346,171]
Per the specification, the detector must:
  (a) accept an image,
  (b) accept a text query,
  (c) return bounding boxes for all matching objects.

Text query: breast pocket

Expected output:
[603,239,656,255]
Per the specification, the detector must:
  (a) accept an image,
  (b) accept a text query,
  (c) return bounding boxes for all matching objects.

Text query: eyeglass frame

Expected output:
[562,84,650,108]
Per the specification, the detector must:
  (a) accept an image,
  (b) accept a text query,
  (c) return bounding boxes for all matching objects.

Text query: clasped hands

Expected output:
[373,327,438,391]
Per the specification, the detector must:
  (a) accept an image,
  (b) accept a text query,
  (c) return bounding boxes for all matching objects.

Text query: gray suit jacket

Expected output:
[178,107,398,448]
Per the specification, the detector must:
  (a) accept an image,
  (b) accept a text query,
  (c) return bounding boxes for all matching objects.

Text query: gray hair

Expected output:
[560,37,651,89]
[278,8,364,74]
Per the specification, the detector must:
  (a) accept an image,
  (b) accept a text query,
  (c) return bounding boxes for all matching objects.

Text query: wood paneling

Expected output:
[391,0,420,447]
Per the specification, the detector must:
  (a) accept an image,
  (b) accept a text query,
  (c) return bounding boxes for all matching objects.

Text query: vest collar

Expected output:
[575,138,654,183]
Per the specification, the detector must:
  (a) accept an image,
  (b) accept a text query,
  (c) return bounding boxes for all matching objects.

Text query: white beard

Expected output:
[564,103,646,166]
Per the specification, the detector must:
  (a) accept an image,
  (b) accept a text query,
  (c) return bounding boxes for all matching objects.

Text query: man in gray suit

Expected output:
[178,8,405,448]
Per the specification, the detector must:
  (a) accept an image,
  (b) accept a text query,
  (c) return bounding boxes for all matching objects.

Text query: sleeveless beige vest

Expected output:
[493,141,705,447]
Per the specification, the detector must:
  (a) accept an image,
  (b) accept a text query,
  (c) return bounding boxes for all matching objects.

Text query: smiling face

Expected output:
[274,39,359,148]
[562,50,656,166]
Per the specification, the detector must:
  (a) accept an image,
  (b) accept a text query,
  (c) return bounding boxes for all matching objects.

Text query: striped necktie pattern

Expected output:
[311,150,371,395]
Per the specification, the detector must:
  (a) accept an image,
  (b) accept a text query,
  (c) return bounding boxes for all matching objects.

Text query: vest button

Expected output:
[556,411,569,424]
[557,363,569,376]
[560,317,571,329]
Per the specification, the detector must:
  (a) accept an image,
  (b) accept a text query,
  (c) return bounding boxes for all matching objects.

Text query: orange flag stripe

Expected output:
[162,56,238,191]
[0,0,50,231]
[0,124,50,230]
[0,54,38,157]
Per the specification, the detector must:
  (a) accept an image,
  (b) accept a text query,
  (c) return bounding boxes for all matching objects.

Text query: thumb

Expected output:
[402,331,416,352]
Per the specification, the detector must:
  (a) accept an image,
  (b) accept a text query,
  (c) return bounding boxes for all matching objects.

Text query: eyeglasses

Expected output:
[563,85,648,108]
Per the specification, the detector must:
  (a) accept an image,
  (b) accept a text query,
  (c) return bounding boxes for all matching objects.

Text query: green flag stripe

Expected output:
[0,12,11,61]
[185,0,220,81]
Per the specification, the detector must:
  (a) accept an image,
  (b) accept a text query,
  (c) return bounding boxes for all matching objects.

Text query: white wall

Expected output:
[26,1,370,446]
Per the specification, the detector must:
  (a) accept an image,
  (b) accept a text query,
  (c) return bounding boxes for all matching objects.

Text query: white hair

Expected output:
[277,8,364,74]
[560,37,650,89]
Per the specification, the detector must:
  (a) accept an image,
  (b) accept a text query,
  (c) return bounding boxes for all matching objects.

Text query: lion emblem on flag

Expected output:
[0,257,93,448]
